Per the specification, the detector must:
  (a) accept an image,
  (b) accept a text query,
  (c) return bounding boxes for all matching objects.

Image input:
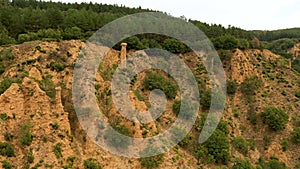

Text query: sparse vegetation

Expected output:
[227,80,237,95]
[84,158,101,169]
[27,148,34,163]
[2,161,13,169]
[0,77,13,95]
[104,124,130,149]
[232,158,255,169]
[261,107,289,131]
[54,143,62,158]
[139,146,164,169]
[0,113,8,121]
[20,122,34,146]
[232,136,249,155]
[281,139,289,151]
[241,76,262,101]
[38,74,55,99]
[295,89,300,98]
[50,122,59,130]
[258,157,287,169]
[46,61,66,72]
[0,142,15,157]
[292,127,300,144]
[133,90,145,101]
[4,132,13,142]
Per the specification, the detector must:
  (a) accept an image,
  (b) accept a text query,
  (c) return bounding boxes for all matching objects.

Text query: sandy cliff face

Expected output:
[0,41,299,168]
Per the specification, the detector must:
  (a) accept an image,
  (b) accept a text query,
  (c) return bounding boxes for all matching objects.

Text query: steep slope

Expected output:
[0,40,299,168]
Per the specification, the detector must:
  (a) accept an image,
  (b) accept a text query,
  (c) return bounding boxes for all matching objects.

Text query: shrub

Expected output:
[247,106,258,125]
[0,77,13,95]
[204,129,230,164]
[232,159,255,169]
[172,99,181,115]
[281,139,289,151]
[261,107,289,131]
[133,90,144,101]
[227,80,237,95]
[292,127,300,144]
[37,29,62,40]
[35,45,46,53]
[263,136,271,150]
[104,125,130,149]
[0,142,14,157]
[54,143,62,158]
[47,61,65,72]
[178,134,192,147]
[143,72,178,99]
[200,90,211,110]
[162,38,190,54]
[241,76,262,97]
[4,132,13,142]
[212,35,239,50]
[50,122,59,130]
[0,63,4,75]
[0,49,14,61]
[218,49,232,60]
[39,75,55,99]
[63,27,82,40]
[139,146,164,169]
[217,120,230,135]
[84,158,101,169]
[232,136,249,154]
[258,157,287,169]
[28,148,34,163]
[0,113,8,121]
[18,32,38,43]
[0,29,15,46]
[20,122,33,146]
[295,89,300,98]
[172,99,195,119]
[2,161,12,169]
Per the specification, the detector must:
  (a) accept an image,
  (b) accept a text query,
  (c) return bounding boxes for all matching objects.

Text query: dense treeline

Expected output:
[0,0,299,56]
[0,0,154,45]
[252,28,300,41]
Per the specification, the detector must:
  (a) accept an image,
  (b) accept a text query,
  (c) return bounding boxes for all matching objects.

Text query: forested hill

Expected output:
[0,0,300,57]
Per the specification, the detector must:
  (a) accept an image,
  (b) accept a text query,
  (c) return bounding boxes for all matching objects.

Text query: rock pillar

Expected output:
[121,43,127,65]
[55,87,63,111]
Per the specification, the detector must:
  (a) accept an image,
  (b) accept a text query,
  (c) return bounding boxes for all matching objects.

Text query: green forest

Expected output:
[0,0,300,59]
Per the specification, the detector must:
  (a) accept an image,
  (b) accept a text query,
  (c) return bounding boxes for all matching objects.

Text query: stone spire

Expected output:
[120,43,127,65]
[55,87,63,111]
[288,58,293,69]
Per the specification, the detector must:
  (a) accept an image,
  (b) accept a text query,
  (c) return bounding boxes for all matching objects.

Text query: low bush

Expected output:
[292,127,300,144]
[295,89,300,98]
[143,72,178,99]
[241,76,262,97]
[54,143,62,158]
[84,158,101,169]
[2,161,12,169]
[0,142,15,157]
[0,77,13,95]
[27,148,34,163]
[227,80,237,95]
[232,158,255,169]
[20,122,33,146]
[232,136,249,154]
[261,107,289,131]
[139,146,164,169]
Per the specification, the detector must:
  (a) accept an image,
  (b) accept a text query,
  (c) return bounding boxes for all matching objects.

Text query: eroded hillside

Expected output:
[0,40,300,169]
